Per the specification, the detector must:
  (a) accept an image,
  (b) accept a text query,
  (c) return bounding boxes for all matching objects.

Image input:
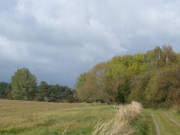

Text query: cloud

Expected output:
[0,0,180,87]
[0,36,27,61]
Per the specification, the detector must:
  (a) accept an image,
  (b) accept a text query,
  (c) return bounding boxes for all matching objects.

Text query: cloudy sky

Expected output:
[0,0,180,87]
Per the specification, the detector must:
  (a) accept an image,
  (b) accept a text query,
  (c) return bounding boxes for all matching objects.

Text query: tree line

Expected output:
[1,45,179,105]
[76,45,180,106]
[0,68,76,103]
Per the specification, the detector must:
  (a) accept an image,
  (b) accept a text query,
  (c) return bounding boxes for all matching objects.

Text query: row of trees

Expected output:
[0,68,76,102]
[1,45,179,105]
[76,45,180,105]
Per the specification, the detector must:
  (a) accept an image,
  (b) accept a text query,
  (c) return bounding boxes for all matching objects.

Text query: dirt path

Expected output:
[151,113,160,135]
[149,110,180,135]
[165,115,180,128]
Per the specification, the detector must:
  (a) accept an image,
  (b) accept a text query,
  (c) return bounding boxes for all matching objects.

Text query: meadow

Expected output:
[0,100,115,135]
[0,100,180,135]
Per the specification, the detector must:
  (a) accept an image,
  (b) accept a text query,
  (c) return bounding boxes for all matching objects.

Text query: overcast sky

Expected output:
[1,0,180,87]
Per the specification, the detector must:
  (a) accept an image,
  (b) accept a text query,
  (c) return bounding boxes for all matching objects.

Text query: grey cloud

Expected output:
[0,0,180,87]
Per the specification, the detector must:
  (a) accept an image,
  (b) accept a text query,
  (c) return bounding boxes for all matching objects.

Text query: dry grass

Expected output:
[93,101,142,135]
[0,100,144,135]
[0,99,115,135]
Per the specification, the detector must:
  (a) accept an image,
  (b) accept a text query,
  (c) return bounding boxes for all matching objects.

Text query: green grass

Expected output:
[132,110,156,135]
[1,100,179,135]
[145,109,180,135]
[0,100,115,135]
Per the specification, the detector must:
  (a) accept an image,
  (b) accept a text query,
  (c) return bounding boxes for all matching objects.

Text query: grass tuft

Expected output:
[93,101,142,135]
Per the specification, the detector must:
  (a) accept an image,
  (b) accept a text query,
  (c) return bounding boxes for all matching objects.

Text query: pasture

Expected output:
[0,100,115,135]
[0,100,180,135]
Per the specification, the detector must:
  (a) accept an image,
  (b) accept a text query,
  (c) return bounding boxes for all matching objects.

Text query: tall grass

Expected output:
[0,100,115,135]
[93,101,142,135]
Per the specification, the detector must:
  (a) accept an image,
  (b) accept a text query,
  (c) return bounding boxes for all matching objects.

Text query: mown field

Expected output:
[0,100,115,135]
[0,100,180,135]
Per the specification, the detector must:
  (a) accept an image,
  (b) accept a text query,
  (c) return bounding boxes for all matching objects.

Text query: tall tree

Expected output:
[75,73,87,90]
[76,45,179,105]
[36,81,50,101]
[77,62,106,102]
[128,71,153,102]
[161,45,177,64]
[11,68,37,100]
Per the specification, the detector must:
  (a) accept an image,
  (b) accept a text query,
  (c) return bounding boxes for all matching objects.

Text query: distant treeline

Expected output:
[76,45,180,106]
[1,45,180,105]
[0,68,76,103]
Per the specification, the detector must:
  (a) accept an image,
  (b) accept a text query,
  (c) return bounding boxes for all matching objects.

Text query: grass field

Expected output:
[147,109,180,135]
[0,100,180,135]
[0,100,115,135]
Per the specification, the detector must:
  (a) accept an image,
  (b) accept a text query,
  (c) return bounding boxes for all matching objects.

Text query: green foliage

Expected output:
[2,68,75,103]
[36,82,75,102]
[129,71,153,102]
[35,81,50,101]
[77,62,107,102]
[0,82,11,99]
[132,117,148,135]
[132,110,156,135]
[103,60,130,103]
[75,73,87,90]
[11,68,37,100]
[145,65,180,103]
[115,80,131,103]
[76,45,180,105]
[67,94,75,103]
[1,68,75,103]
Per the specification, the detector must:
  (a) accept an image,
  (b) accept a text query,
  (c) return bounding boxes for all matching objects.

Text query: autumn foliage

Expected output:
[76,45,180,105]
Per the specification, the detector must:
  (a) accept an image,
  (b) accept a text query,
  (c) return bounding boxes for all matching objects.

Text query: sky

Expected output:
[0,0,180,88]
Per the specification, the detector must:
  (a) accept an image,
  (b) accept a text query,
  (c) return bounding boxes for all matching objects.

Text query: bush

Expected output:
[67,95,75,103]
